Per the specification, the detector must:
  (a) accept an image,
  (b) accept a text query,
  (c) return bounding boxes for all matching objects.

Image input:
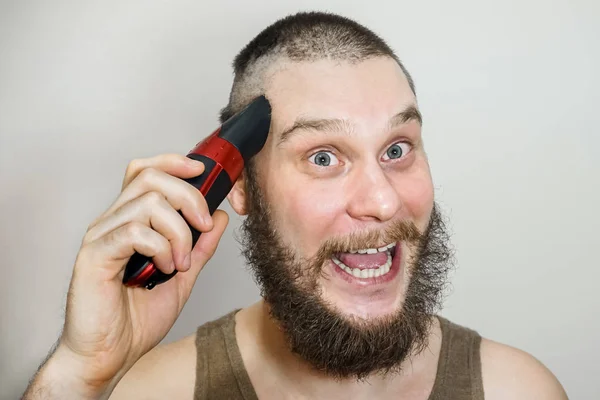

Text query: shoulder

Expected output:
[479,337,569,400]
[108,311,238,400]
[109,333,198,400]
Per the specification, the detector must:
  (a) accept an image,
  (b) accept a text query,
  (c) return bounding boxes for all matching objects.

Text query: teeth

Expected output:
[349,242,396,255]
[332,252,393,279]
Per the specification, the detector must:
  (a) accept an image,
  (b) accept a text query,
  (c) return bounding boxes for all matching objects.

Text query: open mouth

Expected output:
[331,243,397,279]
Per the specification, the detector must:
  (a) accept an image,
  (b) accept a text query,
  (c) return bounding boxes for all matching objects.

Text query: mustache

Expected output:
[306,218,423,275]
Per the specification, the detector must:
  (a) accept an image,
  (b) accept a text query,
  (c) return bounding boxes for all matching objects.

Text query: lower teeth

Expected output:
[332,251,393,279]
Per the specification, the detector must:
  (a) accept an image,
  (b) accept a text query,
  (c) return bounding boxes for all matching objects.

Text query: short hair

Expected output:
[218,11,416,123]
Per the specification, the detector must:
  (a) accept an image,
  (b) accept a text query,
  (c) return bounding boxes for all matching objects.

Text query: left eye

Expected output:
[383,142,410,160]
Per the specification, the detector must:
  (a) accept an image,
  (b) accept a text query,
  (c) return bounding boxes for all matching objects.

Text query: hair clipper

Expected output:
[122,95,272,289]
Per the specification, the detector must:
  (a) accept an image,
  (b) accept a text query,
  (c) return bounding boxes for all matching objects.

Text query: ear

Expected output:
[227,171,248,216]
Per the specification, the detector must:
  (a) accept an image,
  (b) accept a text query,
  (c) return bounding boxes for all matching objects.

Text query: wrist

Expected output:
[34,344,114,400]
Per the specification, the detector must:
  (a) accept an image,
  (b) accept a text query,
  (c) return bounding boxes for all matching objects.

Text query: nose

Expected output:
[346,163,401,223]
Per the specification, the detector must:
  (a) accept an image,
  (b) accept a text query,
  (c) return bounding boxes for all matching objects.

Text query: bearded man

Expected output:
[23,11,568,400]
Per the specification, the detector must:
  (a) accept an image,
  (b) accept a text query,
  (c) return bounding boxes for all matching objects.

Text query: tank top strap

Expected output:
[194,310,258,400]
[428,316,485,400]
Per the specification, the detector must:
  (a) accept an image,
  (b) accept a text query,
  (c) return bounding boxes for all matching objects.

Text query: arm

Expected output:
[480,338,569,400]
[21,154,228,399]
[108,334,197,400]
[22,344,118,400]
[24,333,198,400]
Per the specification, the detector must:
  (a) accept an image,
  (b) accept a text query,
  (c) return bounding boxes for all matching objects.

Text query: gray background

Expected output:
[1,1,598,398]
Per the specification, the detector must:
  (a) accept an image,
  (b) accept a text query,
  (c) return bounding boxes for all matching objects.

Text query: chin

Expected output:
[331,296,406,323]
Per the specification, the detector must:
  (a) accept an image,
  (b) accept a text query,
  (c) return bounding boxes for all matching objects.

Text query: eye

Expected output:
[383,142,411,161]
[308,151,339,167]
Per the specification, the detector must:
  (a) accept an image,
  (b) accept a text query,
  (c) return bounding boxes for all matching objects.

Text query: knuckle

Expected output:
[143,190,164,206]
[180,227,193,247]
[81,231,94,246]
[152,234,170,255]
[138,167,158,182]
[170,218,191,248]
[124,221,145,239]
[171,221,188,244]
[160,238,172,254]
[125,158,142,177]
[82,221,102,245]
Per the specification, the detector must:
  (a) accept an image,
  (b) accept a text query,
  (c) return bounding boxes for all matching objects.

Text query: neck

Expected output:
[238,300,442,399]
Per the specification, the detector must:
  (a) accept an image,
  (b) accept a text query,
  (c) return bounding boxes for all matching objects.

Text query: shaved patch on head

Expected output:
[219,11,415,123]
[227,50,286,118]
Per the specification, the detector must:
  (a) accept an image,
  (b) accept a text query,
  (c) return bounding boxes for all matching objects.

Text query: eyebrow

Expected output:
[277,104,423,146]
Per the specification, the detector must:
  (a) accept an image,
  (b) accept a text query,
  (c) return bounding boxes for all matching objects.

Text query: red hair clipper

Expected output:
[123,95,272,289]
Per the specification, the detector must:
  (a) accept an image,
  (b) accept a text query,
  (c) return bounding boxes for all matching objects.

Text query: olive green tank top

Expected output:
[194,310,484,399]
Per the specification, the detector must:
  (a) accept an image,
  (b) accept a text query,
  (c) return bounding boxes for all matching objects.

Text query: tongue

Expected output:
[338,252,387,269]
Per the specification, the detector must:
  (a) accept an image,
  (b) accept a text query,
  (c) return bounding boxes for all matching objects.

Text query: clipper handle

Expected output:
[122,153,234,290]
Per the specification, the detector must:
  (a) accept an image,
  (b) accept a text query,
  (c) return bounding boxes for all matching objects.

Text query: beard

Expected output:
[237,164,455,380]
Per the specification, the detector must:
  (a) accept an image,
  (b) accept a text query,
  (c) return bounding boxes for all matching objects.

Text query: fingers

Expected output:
[177,209,230,294]
[83,191,193,271]
[79,153,225,284]
[95,166,213,235]
[81,221,175,280]
[121,154,204,190]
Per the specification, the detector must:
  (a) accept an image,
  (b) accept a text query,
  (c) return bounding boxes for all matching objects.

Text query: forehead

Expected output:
[263,57,417,135]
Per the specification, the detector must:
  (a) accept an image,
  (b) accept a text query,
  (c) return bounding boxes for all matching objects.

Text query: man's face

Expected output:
[257,57,433,318]
[236,56,452,378]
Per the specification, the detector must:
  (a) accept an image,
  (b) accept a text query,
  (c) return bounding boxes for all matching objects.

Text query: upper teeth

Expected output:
[351,243,395,254]
[332,252,393,279]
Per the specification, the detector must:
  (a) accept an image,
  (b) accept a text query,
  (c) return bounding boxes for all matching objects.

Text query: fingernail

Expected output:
[187,158,203,167]
[183,253,191,271]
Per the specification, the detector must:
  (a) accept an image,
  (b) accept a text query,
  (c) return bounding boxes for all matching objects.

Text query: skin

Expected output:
[22,57,569,400]
[22,157,230,399]
[245,58,433,321]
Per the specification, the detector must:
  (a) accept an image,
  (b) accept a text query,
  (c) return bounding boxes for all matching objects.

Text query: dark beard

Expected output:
[237,164,455,380]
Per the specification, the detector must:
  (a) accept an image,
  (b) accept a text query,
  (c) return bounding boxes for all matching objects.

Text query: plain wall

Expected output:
[1,1,598,398]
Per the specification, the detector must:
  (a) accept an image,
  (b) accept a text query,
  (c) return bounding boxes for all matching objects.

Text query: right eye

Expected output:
[308,151,339,167]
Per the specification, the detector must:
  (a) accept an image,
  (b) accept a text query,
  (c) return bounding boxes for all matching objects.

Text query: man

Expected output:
[23,11,568,400]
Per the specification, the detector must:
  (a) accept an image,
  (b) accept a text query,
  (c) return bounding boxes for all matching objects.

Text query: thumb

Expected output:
[176,209,229,294]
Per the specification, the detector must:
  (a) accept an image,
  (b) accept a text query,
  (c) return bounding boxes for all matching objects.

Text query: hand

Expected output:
[51,154,228,396]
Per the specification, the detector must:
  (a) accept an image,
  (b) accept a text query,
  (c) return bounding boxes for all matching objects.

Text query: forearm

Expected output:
[22,345,117,400]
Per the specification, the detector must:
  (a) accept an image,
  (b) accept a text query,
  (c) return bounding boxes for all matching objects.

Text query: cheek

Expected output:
[273,179,347,253]
[394,160,434,225]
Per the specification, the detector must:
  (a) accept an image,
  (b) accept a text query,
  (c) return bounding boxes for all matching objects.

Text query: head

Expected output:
[223,12,454,380]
